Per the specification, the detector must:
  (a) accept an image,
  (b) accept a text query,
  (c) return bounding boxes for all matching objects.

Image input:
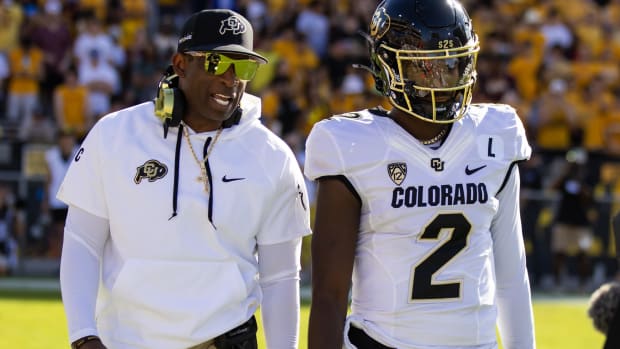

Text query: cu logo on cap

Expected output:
[220,16,247,35]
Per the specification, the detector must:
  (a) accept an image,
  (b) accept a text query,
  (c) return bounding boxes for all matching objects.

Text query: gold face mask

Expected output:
[377,39,480,123]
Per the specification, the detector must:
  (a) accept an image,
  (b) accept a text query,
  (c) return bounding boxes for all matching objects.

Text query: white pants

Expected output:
[5,92,38,125]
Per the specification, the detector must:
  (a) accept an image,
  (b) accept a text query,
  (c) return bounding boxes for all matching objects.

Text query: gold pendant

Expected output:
[197,169,209,193]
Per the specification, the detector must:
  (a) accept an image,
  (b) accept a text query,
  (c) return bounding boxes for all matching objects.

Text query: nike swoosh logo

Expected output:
[465,165,487,175]
[222,175,245,182]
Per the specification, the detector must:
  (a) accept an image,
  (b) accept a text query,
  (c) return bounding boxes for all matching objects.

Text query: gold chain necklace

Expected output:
[420,126,448,145]
[181,122,223,193]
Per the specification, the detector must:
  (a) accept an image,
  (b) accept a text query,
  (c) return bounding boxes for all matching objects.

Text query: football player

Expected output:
[305,0,536,348]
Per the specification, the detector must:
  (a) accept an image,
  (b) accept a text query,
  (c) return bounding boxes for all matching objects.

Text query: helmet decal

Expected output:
[370,7,390,40]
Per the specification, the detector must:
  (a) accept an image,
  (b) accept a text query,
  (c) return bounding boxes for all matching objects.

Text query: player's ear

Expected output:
[172,53,186,78]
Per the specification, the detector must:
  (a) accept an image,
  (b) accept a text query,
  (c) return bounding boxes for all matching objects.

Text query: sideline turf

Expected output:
[0,290,606,349]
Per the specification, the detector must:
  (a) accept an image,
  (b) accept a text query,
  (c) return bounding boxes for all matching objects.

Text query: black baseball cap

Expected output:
[177,9,267,64]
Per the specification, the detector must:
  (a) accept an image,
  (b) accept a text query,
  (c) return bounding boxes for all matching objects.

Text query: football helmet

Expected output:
[368,0,479,123]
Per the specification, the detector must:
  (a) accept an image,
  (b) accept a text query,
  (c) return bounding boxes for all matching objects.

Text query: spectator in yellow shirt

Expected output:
[53,67,90,140]
[0,0,23,53]
[534,78,579,159]
[5,35,44,131]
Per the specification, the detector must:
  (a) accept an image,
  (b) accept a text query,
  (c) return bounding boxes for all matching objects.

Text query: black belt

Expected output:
[214,316,258,349]
[348,325,396,349]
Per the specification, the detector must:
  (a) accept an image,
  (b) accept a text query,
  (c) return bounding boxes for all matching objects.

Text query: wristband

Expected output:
[71,335,100,349]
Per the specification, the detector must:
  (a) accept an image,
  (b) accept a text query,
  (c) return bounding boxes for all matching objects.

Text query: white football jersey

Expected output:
[57,94,311,349]
[305,104,532,348]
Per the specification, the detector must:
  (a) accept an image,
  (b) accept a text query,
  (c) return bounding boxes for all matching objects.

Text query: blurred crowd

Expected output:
[0,0,619,291]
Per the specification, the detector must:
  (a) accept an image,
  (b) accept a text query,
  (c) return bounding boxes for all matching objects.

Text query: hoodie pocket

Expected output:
[107,258,247,347]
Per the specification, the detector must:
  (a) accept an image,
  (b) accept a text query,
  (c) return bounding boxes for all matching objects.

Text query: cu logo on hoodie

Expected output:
[135,160,168,184]
[220,16,247,35]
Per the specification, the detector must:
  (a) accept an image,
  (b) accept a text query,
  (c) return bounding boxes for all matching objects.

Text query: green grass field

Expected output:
[0,290,606,348]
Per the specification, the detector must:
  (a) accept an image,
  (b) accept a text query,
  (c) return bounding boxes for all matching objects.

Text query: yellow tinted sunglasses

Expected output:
[185,51,260,81]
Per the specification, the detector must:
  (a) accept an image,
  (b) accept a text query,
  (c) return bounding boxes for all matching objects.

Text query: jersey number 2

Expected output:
[409,213,472,302]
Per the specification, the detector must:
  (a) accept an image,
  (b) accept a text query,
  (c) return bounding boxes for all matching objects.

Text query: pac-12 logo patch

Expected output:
[388,162,407,186]
[134,160,168,184]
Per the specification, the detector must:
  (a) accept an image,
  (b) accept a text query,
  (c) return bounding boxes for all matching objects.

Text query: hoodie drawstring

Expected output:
[168,124,216,228]
[168,124,183,220]
[203,138,216,228]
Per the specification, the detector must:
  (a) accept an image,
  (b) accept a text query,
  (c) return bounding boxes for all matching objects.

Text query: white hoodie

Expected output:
[58,93,311,348]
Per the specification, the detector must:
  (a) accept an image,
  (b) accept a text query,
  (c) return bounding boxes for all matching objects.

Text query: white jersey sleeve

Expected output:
[476,103,531,164]
[492,167,536,349]
[304,118,346,180]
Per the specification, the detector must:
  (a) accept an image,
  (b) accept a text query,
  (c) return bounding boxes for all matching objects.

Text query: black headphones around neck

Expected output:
[153,65,243,138]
